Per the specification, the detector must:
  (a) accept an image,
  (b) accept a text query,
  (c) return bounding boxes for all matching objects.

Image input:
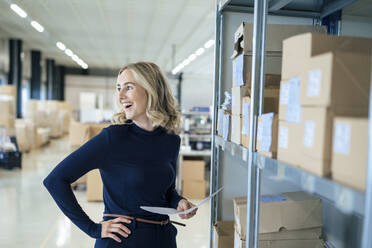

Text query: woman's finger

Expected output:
[112,217,132,224]
[112,223,131,235]
[109,227,129,238]
[108,233,121,243]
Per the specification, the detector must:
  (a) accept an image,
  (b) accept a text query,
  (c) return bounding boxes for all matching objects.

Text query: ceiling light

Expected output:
[56,42,66,51]
[31,21,44,32]
[77,59,83,66]
[82,63,88,69]
[188,54,196,62]
[64,49,73,57]
[204,39,215,49]
[10,4,27,18]
[195,48,205,56]
[72,55,79,62]
[183,58,190,66]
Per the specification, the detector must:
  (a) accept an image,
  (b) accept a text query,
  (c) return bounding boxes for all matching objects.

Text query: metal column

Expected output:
[362,52,372,248]
[54,65,65,101]
[46,59,55,100]
[30,50,41,99]
[209,5,223,247]
[246,0,268,247]
[8,39,22,118]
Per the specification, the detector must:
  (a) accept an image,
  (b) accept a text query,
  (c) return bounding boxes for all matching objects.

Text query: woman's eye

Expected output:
[126,85,133,90]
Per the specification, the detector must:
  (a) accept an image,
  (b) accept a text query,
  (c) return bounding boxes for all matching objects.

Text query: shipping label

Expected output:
[260,194,288,203]
[280,83,289,105]
[260,113,274,152]
[286,77,302,123]
[223,114,230,141]
[278,126,289,149]
[233,54,244,86]
[307,69,322,97]
[217,109,224,135]
[304,120,316,148]
[242,102,250,135]
[333,122,351,155]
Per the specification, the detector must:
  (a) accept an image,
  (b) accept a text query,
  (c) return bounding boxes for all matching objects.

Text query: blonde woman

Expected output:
[43,62,197,248]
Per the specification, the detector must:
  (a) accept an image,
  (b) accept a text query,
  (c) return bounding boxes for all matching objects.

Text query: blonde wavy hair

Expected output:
[112,62,181,134]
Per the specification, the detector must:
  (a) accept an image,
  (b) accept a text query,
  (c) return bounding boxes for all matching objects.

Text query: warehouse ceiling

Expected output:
[0,0,215,75]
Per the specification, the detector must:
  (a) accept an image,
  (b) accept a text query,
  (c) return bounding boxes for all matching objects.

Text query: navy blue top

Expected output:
[43,121,184,239]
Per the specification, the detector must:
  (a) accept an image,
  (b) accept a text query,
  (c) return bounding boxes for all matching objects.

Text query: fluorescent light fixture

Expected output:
[77,59,83,66]
[195,47,205,56]
[10,4,27,18]
[72,55,79,62]
[82,63,88,69]
[56,42,66,51]
[64,49,73,57]
[183,58,190,66]
[188,54,196,62]
[31,21,44,32]
[204,39,215,49]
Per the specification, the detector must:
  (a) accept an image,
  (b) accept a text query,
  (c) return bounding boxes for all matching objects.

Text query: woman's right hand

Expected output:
[100,217,132,243]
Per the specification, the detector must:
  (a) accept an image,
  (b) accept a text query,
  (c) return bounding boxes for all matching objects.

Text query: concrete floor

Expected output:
[0,135,210,248]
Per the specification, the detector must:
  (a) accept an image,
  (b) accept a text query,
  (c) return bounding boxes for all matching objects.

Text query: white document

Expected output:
[140,187,224,215]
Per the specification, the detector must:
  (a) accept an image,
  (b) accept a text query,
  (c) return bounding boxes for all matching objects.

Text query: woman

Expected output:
[43,62,198,247]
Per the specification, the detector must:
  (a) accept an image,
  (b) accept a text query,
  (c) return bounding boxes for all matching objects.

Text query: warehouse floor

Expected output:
[0,135,209,248]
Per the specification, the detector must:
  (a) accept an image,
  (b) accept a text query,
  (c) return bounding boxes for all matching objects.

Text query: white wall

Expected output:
[341,15,372,38]
[181,74,213,112]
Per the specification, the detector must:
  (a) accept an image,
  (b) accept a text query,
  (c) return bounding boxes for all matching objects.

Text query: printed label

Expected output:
[286,77,302,123]
[333,122,351,155]
[307,69,322,97]
[280,83,289,105]
[233,54,244,86]
[242,102,250,135]
[286,104,302,123]
[223,114,230,141]
[279,126,289,149]
[257,121,263,142]
[261,113,274,152]
[261,194,288,203]
[303,121,316,148]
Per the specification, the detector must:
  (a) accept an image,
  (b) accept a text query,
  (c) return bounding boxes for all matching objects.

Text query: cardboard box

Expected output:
[257,113,278,158]
[233,197,247,238]
[279,77,304,124]
[260,227,322,241]
[15,119,30,152]
[223,112,231,141]
[182,180,206,199]
[299,107,333,177]
[277,121,302,166]
[231,115,242,145]
[87,169,103,202]
[241,97,250,148]
[69,121,91,147]
[234,230,245,248]
[233,22,326,56]
[182,160,205,181]
[213,221,234,248]
[282,32,372,79]
[259,239,324,248]
[232,85,250,116]
[299,51,371,117]
[332,117,368,191]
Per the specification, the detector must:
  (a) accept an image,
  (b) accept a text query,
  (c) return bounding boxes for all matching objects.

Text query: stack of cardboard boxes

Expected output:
[0,85,17,136]
[68,120,110,201]
[181,159,206,199]
[213,221,235,248]
[278,33,372,180]
[233,191,324,248]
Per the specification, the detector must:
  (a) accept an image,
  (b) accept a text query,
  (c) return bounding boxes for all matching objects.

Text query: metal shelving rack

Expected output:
[209,0,372,248]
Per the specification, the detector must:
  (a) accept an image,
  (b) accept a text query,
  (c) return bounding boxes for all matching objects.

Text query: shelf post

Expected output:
[209,5,223,248]
[246,0,268,247]
[362,52,372,248]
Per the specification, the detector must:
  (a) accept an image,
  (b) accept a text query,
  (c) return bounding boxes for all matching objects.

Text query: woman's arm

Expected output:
[43,127,110,238]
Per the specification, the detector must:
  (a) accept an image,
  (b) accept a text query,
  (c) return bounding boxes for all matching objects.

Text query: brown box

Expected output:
[182,160,205,181]
[257,113,278,158]
[299,51,371,117]
[231,115,242,145]
[15,119,30,152]
[282,32,372,79]
[234,22,327,55]
[277,121,302,166]
[260,227,322,241]
[69,121,91,147]
[213,221,234,248]
[182,180,206,199]
[299,107,333,177]
[87,169,103,202]
[232,85,250,116]
[332,117,368,191]
[234,192,322,240]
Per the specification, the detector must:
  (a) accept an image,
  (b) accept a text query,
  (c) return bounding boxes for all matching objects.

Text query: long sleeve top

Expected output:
[43,122,184,239]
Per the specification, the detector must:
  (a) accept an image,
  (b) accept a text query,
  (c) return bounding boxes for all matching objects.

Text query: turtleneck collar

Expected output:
[125,119,164,136]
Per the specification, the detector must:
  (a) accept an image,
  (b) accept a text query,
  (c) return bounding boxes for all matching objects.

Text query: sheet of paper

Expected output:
[140,187,224,215]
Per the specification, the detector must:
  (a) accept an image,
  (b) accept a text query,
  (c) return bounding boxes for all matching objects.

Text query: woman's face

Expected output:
[116,69,148,121]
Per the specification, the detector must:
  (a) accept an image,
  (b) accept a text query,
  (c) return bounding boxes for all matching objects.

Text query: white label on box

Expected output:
[260,194,288,202]
[286,104,302,123]
[242,102,250,135]
[286,77,302,123]
[233,54,244,86]
[257,121,263,142]
[333,122,351,155]
[304,121,316,148]
[213,229,217,248]
[260,113,274,152]
[217,109,224,135]
[279,126,289,149]
[307,69,322,97]
[280,83,289,105]
[223,114,230,141]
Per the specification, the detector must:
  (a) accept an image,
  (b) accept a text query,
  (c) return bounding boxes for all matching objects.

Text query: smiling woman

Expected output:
[43,61,198,248]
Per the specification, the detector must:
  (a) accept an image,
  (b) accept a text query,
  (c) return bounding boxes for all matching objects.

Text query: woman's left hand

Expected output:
[177,199,197,219]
